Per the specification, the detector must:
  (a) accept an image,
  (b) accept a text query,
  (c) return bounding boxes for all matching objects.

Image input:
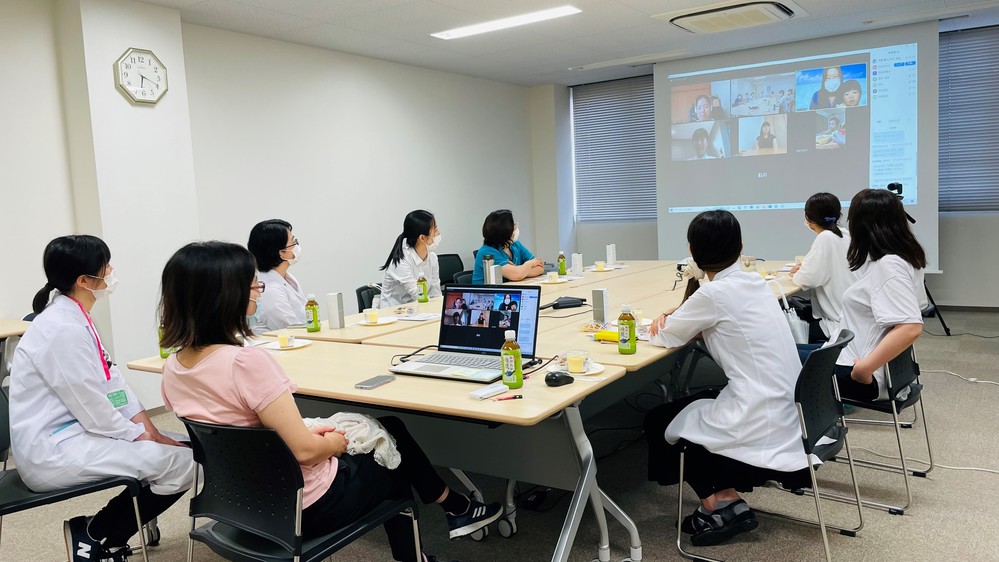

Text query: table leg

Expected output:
[553,404,642,562]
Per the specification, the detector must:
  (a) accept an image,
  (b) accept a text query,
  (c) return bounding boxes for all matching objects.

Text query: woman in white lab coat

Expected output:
[9,235,195,562]
[644,211,810,547]
[247,219,307,331]
[835,189,925,401]
[379,210,442,308]
[790,192,858,343]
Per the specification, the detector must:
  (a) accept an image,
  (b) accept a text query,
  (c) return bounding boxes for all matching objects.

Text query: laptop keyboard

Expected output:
[423,352,499,370]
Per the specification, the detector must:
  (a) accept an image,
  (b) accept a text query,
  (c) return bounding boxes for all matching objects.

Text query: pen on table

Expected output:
[496,395,523,401]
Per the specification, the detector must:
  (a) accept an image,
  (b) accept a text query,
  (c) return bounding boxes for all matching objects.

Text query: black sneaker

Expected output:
[64,516,130,561]
[680,500,758,546]
[446,500,502,539]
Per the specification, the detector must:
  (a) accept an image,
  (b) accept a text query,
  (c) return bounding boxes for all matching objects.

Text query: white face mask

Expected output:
[86,271,119,300]
[427,233,442,252]
[512,227,520,243]
[284,244,301,266]
[824,78,841,92]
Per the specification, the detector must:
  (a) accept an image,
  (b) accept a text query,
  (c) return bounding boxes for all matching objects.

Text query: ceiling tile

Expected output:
[180,0,316,37]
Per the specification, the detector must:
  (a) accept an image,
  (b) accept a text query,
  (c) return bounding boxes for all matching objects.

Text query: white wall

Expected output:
[0,0,77,319]
[182,25,534,311]
[926,213,999,307]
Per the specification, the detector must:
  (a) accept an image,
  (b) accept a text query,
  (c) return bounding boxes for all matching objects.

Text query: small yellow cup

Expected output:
[595,261,606,271]
[795,255,806,264]
[278,334,295,348]
[547,271,560,283]
[364,308,379,324]
[566,350,589,374]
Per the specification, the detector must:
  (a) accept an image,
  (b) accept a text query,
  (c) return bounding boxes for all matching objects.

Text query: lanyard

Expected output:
[67,296,112,381]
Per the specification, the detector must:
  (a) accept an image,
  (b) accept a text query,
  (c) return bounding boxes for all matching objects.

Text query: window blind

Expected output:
[571,75,656,221]
[939,26,999,212]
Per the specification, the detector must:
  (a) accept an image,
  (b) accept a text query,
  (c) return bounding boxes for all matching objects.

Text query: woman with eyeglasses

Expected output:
[9,235,195,562]
[247,219,307,331]
[159,241,502,562]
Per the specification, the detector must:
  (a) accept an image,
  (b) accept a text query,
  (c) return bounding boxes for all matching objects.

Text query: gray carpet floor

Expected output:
[2,309,996,561]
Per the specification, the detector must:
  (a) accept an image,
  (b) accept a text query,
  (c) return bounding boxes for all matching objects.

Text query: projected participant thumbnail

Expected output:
[671,81,731,124]
[737,114,787,157]
[729,73,796,117]
[672,121,731,161]
[796,63,868,111]
[495,293,520,311]
[814,110,846,149]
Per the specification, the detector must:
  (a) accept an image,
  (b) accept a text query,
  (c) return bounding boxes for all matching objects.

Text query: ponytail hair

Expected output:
[33,235,111,315]
[804,192,844,237]
[683,210,741,301]
[381,210,435,270]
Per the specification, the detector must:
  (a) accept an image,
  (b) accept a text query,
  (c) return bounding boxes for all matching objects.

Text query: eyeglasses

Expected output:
[283,238,300,250]
[250,282,266,293]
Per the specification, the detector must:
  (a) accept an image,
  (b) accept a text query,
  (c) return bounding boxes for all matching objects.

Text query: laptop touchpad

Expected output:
[417,364,451,374]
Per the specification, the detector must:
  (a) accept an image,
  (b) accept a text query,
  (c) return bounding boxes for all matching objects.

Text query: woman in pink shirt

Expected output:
[158,241,501,562]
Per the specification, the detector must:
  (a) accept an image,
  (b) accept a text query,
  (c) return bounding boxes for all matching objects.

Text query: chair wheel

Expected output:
[470,525,489,541]
[497,517,517,538]
[144,519,161,547]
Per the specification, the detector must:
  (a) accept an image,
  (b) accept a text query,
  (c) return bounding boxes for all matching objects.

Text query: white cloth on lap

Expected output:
[304,412,401,469]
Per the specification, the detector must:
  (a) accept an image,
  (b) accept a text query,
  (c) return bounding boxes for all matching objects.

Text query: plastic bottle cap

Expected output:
[505,330,516,340]
[308,294,316,299]
[621,304,632,313]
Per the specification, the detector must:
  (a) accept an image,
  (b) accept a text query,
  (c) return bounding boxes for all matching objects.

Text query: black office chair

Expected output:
[472,249,478,258]
[675,331,863,562]
[181,418,421,562]
[356,285,381,312]
[835,345,934,515]
[437,254,464,289]
[453,270,473,285]
[0,384,150,562]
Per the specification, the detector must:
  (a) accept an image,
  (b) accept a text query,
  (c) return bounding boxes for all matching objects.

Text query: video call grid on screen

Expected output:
[663,43,918,214]
[439,286,540,357]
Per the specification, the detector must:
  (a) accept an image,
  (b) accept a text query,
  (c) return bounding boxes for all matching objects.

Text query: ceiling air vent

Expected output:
[653,1,799,34]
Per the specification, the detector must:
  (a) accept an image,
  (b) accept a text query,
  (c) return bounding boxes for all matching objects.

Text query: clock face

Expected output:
[114,48,168,105]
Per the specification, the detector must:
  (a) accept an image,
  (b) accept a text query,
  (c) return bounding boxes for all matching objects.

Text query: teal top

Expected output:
[472,241,535,284]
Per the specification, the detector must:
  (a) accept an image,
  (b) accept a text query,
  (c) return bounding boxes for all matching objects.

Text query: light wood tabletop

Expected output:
[0,319,31,339]
[128,341,626,427]
[264,298,444,344]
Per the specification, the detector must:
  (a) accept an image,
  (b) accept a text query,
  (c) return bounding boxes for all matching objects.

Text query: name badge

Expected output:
[106,389,128,408]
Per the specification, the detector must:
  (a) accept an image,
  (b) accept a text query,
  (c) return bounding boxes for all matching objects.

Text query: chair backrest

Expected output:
[0,381,10,461]
[356,285,381,312]
[885,345,919,398]
[472,249,478,258]
[795,330,855,454]
[182,418,306,555]
[437,254,464,289]
[453,270,473,285]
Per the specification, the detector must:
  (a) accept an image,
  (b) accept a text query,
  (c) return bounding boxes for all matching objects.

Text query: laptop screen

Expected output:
[438,285,542,358]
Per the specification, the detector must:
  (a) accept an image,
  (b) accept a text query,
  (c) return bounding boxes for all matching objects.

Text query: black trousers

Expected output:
[645,394,811,499]
[89,485,186,547]
[834,365,881,401]
[301,416,446,562]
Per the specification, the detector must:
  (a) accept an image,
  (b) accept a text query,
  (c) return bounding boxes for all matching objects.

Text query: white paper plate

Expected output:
[264,339,313,351]
[587,265,623,272]
[610,318,653,327]
[541,278,569,284]
[359,317,399,326]
[548,361,606,376]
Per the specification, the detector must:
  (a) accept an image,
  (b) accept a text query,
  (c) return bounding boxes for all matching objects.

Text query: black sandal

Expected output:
[680,500,759,546]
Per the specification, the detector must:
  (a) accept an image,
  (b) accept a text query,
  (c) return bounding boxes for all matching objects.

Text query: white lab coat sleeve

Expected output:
[386,259,421,303]
[429,253,442,298]
[119,383,145,421]
[35,329,144,441]
[648,290,718,349]
[262,285,303,330]
[792,234,832,290]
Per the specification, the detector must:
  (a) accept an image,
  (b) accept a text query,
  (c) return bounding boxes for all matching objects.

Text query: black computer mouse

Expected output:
[545,372,575,387]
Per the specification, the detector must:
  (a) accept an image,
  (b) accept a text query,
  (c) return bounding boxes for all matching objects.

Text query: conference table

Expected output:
[130,259,799,562]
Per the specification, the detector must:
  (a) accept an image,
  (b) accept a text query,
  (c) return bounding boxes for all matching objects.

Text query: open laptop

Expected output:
[389,284,542,383]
